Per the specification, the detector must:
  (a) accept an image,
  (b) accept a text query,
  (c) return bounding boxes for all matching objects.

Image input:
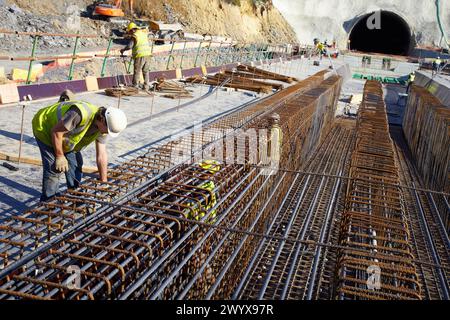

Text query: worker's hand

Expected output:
[55,156,69,173]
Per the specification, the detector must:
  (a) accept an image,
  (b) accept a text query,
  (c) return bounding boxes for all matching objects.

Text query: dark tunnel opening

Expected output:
[349,11,412,56]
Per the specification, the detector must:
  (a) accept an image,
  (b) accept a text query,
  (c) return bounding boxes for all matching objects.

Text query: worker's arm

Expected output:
[120,39,135,54]
[95,140,108,182]
[51,107,81,157]
[51,121,69,158]
[50,121,70,172]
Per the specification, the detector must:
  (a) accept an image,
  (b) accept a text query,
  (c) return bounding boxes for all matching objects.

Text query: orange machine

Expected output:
[94,0,133,17]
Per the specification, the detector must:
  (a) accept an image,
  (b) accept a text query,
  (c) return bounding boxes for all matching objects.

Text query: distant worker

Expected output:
[314,38,326,59]
[32,91,127,201]
[433,56,442,75]
[362,56,372,68]
[407,71,415,92]
[120,22,152,90]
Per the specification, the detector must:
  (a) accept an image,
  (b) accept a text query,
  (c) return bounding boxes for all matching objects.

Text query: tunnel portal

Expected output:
[349,11,412,55]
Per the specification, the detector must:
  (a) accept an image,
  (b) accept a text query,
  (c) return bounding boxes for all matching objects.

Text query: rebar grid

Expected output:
[0,70,327,273]
[0,70,336,299]
[335,80,421,300]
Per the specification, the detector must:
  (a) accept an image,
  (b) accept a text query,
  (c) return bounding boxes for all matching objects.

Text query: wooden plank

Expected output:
[0,152,98,173]
[0,83,20,104]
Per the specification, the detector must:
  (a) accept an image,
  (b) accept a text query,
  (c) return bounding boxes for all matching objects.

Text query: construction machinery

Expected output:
[91,0,133,20]
[148,20,184,45]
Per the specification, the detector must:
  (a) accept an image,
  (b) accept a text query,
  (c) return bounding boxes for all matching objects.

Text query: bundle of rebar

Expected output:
[185,64,297,94]
[221,71,284,90]
[153,78,193,99]
[335,80,421,300]
[185,74,274,94]
[236,65,298,83]
[105,87,139,97]
[402,85,450,233]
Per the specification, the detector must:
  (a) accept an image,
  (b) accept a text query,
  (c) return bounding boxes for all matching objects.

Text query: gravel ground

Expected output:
[0,3,111,54]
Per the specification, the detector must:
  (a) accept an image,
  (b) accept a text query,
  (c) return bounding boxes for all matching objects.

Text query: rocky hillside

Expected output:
[132,0,297,43]
[0,0,296,54]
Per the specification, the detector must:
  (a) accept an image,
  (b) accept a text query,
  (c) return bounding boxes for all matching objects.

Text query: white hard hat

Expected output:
[105,107,127,138]
[270,113,280,122]
[269,113,280,123]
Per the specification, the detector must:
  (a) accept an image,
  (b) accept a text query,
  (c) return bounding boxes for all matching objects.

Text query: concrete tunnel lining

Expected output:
[348,10,413,56]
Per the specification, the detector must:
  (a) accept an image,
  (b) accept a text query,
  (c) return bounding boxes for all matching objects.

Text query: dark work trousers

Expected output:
[133,56,152,87]
[36,139,83,202]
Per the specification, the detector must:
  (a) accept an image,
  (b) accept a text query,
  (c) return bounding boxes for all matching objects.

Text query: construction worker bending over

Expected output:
[184,160,221,224]
[32,93,127,201]
[121,22,152,90]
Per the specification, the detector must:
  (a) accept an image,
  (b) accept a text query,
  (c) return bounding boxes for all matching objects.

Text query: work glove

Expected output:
[55,156,69,173]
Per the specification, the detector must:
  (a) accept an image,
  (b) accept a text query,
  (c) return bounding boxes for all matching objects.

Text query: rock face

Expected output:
[273,0,450,50]
[0,0,297,54]
[0,1,110,54]
[132,0,297,43]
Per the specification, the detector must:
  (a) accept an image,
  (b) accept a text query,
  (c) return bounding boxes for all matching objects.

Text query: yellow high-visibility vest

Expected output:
[198,159,221,174]
[32,101,100,153]
[132,29,152,58]
[184,180,218,224]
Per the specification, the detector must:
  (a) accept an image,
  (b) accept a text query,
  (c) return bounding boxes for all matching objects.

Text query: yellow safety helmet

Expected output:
[127,22,138,32]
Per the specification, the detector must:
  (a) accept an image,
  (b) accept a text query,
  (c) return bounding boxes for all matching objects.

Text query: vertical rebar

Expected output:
[68,32,80,80]
[26,35,39,85]
[215,42,223,67]
[204,40,213,67]
[100,37,113,78]
[179,40,187,69]
[17,103,26,164]
[166,41,176,70]
[127,57,133,74]
[193,40,203,67]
